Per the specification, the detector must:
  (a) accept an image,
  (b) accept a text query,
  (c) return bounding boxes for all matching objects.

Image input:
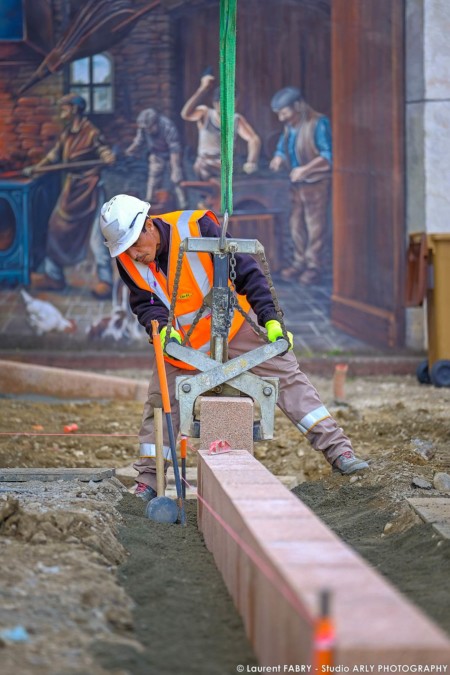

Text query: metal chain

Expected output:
[228,246,265,338]
[182,300,208,346]
[227,245,288,343]
[165,239,288,352]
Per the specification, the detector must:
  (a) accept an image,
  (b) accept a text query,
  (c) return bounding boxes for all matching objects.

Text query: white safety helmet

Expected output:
[100,194,151,258]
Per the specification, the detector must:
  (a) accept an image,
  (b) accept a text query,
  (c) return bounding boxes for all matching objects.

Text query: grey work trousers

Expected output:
[133,318,353,489]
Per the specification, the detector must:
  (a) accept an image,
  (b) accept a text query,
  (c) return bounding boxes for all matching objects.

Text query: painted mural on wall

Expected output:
[0,0,405,354]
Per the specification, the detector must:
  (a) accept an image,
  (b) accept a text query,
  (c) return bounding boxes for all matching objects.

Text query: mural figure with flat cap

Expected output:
[270,86,332,286]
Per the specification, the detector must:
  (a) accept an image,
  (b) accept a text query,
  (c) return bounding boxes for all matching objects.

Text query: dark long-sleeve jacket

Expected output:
[117,213,280,335]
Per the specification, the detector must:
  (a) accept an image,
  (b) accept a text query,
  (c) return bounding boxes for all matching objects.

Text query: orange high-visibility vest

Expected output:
[118,209,251,369]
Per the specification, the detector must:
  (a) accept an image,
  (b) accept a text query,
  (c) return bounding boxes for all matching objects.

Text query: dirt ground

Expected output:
[0,372,449,673]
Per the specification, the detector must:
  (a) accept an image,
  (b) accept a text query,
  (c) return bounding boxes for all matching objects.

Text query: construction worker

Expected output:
[270,86,332,286]
[181,74,261,180]
[100,194,369,501]
[24,93,116,299]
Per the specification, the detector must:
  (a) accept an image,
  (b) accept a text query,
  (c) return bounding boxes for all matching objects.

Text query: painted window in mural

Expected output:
[0,0,23,40]
[70,53,113,114]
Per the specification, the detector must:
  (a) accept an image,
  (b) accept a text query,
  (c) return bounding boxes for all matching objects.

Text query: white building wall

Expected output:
[405,0,450,349]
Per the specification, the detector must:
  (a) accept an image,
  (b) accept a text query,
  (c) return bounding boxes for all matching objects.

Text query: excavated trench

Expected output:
[92,495,257,674]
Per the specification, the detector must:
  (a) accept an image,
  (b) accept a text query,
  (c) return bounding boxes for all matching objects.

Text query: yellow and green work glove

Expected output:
[265,320,294,351]
[159,326,182,353]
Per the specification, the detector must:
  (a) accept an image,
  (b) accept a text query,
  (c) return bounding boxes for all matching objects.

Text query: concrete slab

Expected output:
[407,497,450,540]
[0,359,148,401]
[0,468,115,482]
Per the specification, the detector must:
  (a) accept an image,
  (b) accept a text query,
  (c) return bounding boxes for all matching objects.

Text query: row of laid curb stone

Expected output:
[197,446,450,667]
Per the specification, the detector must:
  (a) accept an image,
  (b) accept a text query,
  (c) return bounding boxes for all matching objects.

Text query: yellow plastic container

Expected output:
[425,234,450,386]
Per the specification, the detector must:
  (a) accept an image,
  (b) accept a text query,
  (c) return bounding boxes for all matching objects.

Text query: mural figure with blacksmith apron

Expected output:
[24,93,116,299]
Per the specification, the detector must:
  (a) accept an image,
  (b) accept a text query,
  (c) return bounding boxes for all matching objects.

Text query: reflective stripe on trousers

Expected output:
[297,405,331,434]
[139,443,172,462]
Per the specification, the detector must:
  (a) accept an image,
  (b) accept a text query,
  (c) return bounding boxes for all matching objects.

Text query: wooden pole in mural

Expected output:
[30,161,109,174]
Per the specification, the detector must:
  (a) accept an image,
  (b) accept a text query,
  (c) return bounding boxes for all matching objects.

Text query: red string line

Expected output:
[181,474,315,626]
[0,432,138,438]
[0,430,315,627]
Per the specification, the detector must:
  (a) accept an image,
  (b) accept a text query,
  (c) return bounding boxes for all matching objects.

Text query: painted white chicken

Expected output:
[20,289,76,336]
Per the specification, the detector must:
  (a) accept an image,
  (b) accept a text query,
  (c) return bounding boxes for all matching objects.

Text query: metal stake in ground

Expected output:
[145,407,179,524]
[151,320,186,526]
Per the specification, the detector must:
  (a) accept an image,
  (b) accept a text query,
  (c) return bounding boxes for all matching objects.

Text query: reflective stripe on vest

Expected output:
[118,210,250,369]
[297,406,331,435]
[176,211,211,297]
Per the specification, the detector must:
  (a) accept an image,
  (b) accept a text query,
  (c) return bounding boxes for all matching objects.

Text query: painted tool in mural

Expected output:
[269,86,332,286]
[19,0,161,95]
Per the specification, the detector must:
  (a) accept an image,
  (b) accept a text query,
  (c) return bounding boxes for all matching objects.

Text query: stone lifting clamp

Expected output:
[164,213,289,441]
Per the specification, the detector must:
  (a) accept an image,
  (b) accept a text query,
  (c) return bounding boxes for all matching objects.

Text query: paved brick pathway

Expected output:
[0,257,373,354]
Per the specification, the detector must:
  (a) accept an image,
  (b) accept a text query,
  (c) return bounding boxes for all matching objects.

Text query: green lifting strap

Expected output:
[219,0,237,216]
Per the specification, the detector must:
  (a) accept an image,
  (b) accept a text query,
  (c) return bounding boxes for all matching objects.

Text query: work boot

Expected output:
[91,282,112,300]
[135,482,157,502]
[332,451,369,475]
[30,273,66,291]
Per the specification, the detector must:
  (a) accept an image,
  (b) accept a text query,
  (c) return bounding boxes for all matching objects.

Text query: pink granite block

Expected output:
[196,459,203,528]
[267,540,358,567]
[251,562,314,666]
[332,592,450,665]
[275,562,450,664]
[204,469,278,486]
[222,482,292,501]
[248,515,337,543]
[196,442,450,666]
[235,499,313,520]
[287,560,384,601]
[200,452,265,467]
[199,396,254,454]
